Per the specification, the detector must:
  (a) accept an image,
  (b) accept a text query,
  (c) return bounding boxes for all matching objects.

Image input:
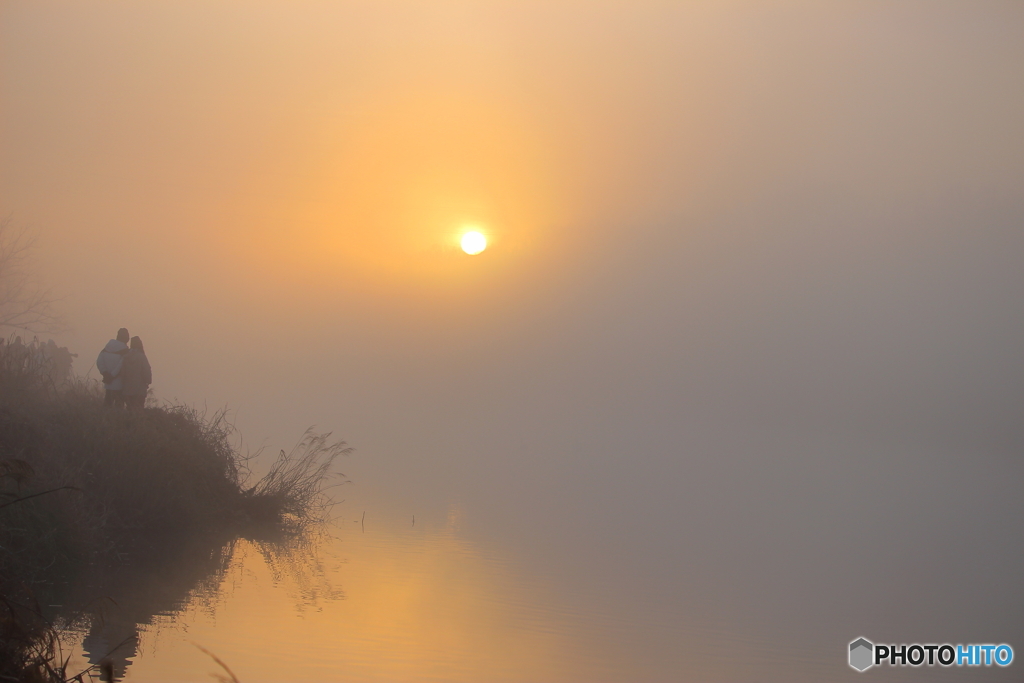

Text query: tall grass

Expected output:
[241,430,352,528]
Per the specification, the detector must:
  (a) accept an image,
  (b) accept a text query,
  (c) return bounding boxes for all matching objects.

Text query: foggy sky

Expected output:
[3,1,1024,664]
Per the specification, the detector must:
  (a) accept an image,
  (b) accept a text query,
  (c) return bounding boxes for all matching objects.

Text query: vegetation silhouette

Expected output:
[0,218,64,334]
[0,339,350,681]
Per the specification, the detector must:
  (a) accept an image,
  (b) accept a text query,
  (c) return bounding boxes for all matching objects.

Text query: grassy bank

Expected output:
[0,339,349,681]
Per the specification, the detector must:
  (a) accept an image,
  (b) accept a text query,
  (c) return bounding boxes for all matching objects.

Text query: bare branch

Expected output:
[0,217,64,334]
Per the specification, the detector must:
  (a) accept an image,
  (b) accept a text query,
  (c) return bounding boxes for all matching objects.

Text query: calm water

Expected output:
[58,433,1023,683]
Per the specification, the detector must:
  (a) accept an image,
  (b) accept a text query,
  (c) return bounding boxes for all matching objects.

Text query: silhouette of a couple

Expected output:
[96,327,152,409]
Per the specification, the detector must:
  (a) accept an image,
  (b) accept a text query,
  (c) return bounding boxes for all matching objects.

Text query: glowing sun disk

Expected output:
[461,231,487,255]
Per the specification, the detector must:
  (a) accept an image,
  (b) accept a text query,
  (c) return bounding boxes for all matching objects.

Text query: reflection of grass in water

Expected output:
[194,643,241,683]
[0,343,350,682]
[235,528,347,613]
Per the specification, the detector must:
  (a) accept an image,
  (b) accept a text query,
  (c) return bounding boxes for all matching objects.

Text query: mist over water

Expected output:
[3,1,1023,680]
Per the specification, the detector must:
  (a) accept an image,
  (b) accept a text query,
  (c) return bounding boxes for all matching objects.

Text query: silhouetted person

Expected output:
[121,336,152,410]
[97,328,130,407]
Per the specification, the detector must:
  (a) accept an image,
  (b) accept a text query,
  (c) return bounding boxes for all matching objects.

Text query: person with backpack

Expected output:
[96,328,130,407]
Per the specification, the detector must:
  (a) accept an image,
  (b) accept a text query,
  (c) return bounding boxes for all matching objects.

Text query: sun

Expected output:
[460,231,487,255]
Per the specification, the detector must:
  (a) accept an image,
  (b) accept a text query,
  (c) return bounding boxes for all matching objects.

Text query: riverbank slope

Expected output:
[0,339,348,681]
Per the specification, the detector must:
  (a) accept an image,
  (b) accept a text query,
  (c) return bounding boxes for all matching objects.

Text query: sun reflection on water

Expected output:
[65,508,628,683]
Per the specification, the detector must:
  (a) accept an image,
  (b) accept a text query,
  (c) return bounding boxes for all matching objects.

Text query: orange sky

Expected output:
[3,0,1023,468]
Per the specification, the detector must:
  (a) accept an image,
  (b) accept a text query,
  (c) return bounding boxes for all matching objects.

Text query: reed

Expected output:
[241,429,352,528]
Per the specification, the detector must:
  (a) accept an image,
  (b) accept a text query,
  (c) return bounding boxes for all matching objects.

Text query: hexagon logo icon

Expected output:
[849,637,874,671]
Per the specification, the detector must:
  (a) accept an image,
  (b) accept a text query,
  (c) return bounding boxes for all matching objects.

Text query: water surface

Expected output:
[60,444,1023,683]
